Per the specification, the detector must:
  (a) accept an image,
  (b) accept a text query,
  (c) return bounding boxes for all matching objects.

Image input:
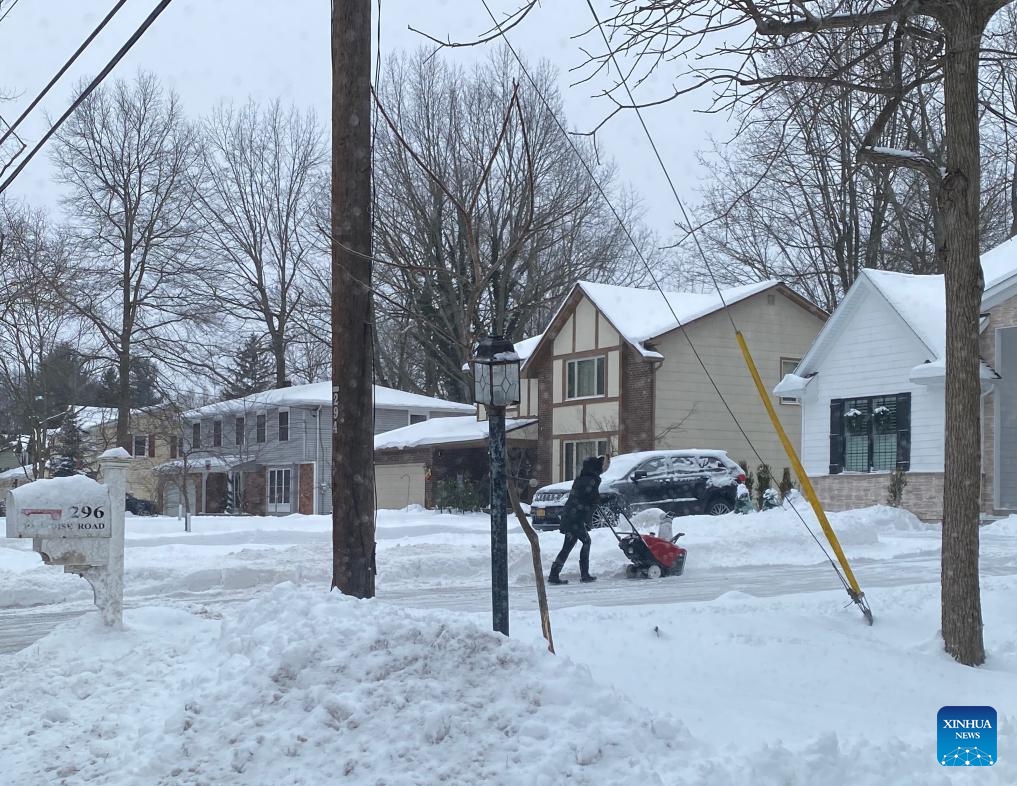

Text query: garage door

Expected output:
[375,463,427,510]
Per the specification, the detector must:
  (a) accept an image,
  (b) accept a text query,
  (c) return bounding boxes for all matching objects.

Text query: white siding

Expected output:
[799,289,944,475]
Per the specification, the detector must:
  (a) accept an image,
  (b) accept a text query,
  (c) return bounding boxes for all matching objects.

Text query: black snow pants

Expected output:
[551,529,592,577]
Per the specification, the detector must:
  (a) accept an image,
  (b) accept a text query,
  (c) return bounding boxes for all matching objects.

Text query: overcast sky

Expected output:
[0,0,730,239]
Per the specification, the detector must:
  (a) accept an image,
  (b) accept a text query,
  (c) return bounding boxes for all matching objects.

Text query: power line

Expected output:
[479,0,851,595]
[0,0,130,153]
[0,0,174,198]
[581,0,867,606]
[0,0,25,26]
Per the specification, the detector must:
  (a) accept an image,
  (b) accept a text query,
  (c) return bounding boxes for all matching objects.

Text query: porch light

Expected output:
[472,335,520,408]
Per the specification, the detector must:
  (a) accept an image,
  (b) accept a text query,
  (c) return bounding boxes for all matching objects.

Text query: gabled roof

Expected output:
[785,264,1009,394]
[523,279,812,371]
[185,383,475,418]
[981,235,1017,308]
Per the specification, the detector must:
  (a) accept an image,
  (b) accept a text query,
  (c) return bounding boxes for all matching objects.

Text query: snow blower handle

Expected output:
[671,532,685,544]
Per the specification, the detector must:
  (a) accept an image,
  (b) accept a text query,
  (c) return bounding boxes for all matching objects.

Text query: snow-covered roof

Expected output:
[374,416,536,451]
[186,383,475,419]
[155,454,249,473]
[784,264,1007,391]
[0,465,34,482]
[863,270,946,357]
[524,280,792,367]
[980,235,1017,292]
[70,406,119,431]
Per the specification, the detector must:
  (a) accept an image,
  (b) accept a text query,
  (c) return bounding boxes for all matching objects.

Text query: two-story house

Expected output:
[516,280,827,486]
[159,383,475,515]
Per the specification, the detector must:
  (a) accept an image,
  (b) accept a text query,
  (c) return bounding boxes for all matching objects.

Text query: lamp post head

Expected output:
[472,335,520,408]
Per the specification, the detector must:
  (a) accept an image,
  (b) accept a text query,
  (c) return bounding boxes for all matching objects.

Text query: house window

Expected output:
[278,411,289,441]
[829,393,911,474]
[213,420,222,448]
[169,435,178,459]
[566,356,606,399]
[410,413,427,425]
[563,438,609,481]
[132,435,148,457]
[256,413,266,443]
[780,357,801,405]
[192,422,201,449]
[235,416,245,445]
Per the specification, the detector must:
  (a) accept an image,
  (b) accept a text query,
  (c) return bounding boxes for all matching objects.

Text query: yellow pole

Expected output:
[735,332,866,601]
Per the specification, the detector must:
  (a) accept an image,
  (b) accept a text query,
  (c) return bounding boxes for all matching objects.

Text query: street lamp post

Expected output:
[472,335,520,636]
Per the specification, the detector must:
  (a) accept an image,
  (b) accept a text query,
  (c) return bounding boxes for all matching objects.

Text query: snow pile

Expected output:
[654,504,934,570]
[983,515,1017,536]
[4,579,1016,784]
[1,583,692,785]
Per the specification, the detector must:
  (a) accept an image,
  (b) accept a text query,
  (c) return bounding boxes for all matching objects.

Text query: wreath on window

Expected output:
[844,407,868,436]
[872,405,894,434]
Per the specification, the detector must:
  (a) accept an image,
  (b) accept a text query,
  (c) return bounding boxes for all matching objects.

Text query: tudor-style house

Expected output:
[774,237,1017,521]
[513,280,828,486]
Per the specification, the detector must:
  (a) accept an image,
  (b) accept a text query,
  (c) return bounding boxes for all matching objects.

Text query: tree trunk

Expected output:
[939,8,986,667]
[118,243,132,451]
[331,0,375,598]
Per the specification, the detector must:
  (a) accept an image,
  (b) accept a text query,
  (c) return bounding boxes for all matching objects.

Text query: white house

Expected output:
[775,238,1017,520]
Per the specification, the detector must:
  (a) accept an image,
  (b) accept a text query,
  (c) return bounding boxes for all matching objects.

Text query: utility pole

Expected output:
[331,0,376,598]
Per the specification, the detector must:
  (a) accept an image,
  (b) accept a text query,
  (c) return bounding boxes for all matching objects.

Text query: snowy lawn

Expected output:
[2,505,1016,784]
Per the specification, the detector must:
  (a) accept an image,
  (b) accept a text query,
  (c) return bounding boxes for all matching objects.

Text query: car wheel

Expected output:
[706,498,733,516]
[590,504,618,530]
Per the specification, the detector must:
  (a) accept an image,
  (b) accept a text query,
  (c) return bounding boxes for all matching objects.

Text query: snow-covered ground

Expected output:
[2,504,1016,784]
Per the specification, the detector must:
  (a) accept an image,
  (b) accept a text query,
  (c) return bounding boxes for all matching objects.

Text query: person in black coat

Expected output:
[548,454,607,584]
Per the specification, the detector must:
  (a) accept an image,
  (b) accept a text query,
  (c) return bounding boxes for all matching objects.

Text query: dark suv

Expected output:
[125,493,158,516]
[529,449,744,531]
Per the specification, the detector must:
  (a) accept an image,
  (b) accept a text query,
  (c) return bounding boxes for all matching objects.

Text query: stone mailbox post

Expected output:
[5,448,130,626]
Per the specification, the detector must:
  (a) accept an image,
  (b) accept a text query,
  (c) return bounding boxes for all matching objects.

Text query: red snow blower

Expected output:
[601,506,687,579]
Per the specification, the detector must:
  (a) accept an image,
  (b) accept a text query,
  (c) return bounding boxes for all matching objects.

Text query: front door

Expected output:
[267,468,292,514]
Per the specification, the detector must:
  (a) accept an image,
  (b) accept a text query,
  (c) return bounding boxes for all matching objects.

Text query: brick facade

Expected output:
[978,293,1017,515]
[619,343,656,454]
[810,472,946,521]
[536,362,553,487]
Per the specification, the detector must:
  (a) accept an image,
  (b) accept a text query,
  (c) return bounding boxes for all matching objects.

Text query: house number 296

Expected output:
[69,505,105,519]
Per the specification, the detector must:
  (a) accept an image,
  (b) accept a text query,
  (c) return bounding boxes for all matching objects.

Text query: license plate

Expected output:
[532,508,545,517]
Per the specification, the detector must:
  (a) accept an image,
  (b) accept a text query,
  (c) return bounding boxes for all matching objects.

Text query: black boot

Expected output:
[579,555,597,583]
[548,560,568,585]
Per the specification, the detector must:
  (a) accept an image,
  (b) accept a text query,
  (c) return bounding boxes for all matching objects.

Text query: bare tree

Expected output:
[52,72,205,451]
[195,100,326,387]
[575,0,1016,665]
[0,200,91,476]
[370,49,648,401]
